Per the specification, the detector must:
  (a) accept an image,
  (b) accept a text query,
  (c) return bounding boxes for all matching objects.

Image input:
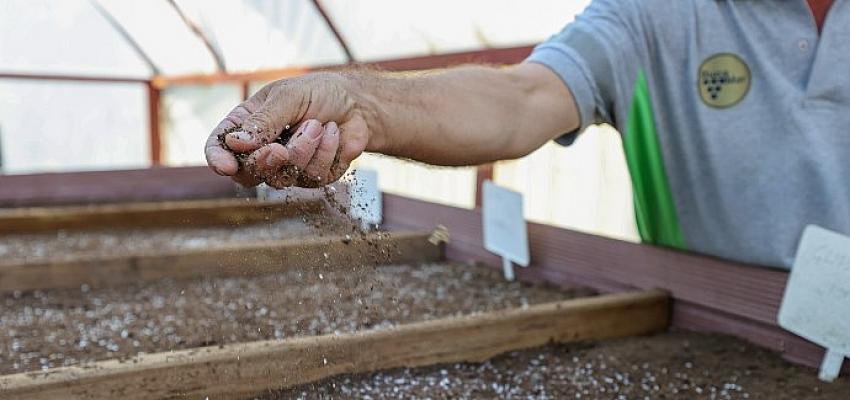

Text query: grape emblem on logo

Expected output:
[698,53,751,108]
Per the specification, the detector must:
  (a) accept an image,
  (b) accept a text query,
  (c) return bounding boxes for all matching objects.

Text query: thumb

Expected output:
[225,85,303,153]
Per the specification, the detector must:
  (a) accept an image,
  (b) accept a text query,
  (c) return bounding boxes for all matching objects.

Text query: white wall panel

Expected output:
[354,154,476,209]
[494,126,639,242]
[0,0,150,77]
[0,80,149,174]
[174,0,348,72]
[161,84,241,166]
[321,0,591,61]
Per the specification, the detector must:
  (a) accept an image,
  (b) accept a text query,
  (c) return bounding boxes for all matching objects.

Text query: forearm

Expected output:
[350,63,579,166]
[206,62,581,189]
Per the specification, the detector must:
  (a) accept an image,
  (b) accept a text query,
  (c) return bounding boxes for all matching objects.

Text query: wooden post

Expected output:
[474,163,494,208]
[147,82,162,166]
[240,81,250,101]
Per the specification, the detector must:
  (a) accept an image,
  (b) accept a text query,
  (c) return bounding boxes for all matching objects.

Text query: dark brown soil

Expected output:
[270,331,850,400]
[0,218,319,263]
[220,123,294,157]
[0,262,589,375]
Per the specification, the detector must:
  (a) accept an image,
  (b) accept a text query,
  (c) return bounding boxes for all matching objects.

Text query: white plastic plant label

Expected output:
[482,180,529,281]
[778,225,850,382]
[348,168,382,230]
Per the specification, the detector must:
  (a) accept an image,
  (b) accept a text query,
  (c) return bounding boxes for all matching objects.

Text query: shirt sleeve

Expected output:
[525,0,648,146]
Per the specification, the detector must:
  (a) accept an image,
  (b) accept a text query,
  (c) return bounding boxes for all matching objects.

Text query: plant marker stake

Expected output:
[502,257,515,282]
[482,181,529,282]
[819,350,845,382]
[778,225,850,383]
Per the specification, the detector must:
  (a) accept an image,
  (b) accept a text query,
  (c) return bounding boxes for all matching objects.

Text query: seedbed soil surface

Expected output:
[0,217,328,263]
[272,331,850,400]
[0,262,591,375]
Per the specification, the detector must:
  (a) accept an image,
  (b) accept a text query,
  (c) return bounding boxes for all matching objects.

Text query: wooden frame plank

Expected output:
[0,73,149,84]
[0,231,441,293]
[380,193,827,370]
[0,167,238,208]
[152,46,534,88]
[0,290,669,400]
[0,198,323,234]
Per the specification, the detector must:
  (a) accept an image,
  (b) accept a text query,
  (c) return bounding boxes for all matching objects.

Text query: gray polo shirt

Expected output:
[527,0,850,269]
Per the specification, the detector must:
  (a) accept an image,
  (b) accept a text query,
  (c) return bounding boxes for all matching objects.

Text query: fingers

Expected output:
[205,103,253,176]
[250,119,320,177]
[225,117,362,189]
[326,118,369,181]
[303,121,341,184]
[256,119,328,189]
[205,133,238,176]
[280,120,325,170]
[225,83,308,153]
[249,144,295,188]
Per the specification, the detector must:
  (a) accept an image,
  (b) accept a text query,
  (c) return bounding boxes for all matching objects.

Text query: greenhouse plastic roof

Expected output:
[0,0,591,78]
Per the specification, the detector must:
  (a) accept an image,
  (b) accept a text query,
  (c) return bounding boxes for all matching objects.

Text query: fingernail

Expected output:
[327,121,339,135]
[266,151,282,167]
[304,120,323,139]
[227,131,252,142]
[291,122,305,138]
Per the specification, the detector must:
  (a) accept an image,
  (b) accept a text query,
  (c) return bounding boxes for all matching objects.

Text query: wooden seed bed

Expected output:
[0,290,669,400]
[0,195,673,398]
[7,169,827,395]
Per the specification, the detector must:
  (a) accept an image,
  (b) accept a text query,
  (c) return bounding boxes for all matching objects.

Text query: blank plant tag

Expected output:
[779,225,850,382]
[482,181,529,281]
[349,169,382,230]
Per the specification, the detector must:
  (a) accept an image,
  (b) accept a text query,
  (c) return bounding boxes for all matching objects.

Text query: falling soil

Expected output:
[270,331,850,400]
[0,262,590,375]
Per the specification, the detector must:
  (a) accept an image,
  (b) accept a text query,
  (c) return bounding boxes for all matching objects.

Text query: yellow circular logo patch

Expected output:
[698,53,751,108]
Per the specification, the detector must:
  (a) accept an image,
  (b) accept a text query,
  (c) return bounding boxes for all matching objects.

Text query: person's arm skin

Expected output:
[205,63,580,188]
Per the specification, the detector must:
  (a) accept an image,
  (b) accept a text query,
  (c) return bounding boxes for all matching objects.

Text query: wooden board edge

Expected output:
[0,231,443,293]
[0,167,237,208]
[0,290,670,400]
[0,198,326,234]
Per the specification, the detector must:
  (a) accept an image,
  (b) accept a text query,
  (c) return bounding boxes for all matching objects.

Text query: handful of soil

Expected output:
[219,124,295,162]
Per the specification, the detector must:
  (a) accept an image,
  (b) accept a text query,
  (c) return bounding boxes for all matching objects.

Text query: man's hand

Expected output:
[205,73,372,188]
[205,64,579,188]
